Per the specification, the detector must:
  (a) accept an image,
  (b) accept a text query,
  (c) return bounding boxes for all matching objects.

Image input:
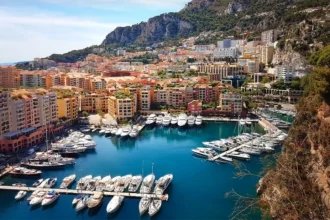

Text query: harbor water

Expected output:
[0,122,266,219]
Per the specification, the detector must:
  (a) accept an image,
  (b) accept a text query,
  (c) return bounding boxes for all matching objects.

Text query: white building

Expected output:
[247,60,259,73]
[213,47,238,58]
[261,30,280,44]
[274,66,295,83]
[117,49,126,56]
[217,39,237,48]
[20,73,42,87]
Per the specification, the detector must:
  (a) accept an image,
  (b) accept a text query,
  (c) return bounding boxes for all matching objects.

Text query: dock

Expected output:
[0,185,169,201]
[0,166,16,179]
[203,117,259,122]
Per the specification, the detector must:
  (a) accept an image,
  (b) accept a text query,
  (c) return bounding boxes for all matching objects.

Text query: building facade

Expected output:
[108,94,137,121]
[188,100,202,115]
[0,66,20,88]
[219,93,243,114]
[57,97,79,121]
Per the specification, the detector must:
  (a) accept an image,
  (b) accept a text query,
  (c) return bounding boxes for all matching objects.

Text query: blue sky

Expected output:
[0,0,189,63]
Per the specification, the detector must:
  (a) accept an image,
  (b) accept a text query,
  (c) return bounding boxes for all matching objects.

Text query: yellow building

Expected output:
[108,92,137,121]
[80,93,108,113]
[219,93,243,114]
[57,97,78,121]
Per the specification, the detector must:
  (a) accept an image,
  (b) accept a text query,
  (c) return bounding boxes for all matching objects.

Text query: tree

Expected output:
[309,45,330,68]
[82,111,89,117]
[290,80,301,90]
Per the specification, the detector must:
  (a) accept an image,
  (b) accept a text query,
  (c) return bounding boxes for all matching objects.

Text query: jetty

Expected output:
[0,166,16,178]
[0,185,169,201]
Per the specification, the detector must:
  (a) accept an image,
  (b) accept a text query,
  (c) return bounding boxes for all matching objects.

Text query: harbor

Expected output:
[0,120,271,219]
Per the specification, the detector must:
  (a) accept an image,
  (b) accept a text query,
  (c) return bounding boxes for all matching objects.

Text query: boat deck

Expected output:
[0,185,169,201]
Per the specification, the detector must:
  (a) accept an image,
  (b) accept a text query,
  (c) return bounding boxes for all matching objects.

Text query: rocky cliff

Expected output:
[103,13,194,46]
[259,67,330,219]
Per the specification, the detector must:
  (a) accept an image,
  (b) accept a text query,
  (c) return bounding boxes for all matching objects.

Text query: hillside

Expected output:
[46,0,330,63]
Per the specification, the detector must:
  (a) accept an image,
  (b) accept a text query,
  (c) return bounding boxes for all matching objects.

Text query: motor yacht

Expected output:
[72,194,85,206]
[227,151,251,160]
[15,191,27,200]
[139,197,152,215]
[99,129,106,134]
[41,190,60,206]
[195,115,203,126]
[115,128,123,136]
[245,117,252,126]
[75,195,89,212]
[121,127,131,137]
[239,147,262,155]
[84,135,92,140]
[96,175,111,191]
[30,191,47,206]
[114,178,126,193]
[170,116,178,125]
[192,148,218,158]
[60,174,76,189]
[239,119,246,126]
[106,196,124,214]
[87,192,103,209]
[111,128,118,135]
[86,176,101,191]
[9,167,42,177]
[76,175,93,190]
[217,156,233,163]
[32,179,44,187]
[148,199,162,217]
[129,126,139,138]
[162,115,171,126]
[140,174,155,194]
[154,174,173,195]
[128,175,143,192]
[21,161,66,169]
[104,128,112,135]
[146,114,156,125]
[187,115,195,126]
[178,113,188,127]
[38,178,57,188]
[155,116,163,125]
[12,183,26,187]
[104,176,120,192]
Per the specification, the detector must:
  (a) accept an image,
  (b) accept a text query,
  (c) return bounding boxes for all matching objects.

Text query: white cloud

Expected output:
[0,7,128,62]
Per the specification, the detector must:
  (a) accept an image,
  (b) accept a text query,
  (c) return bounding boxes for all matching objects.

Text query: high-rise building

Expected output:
[0,66,20,88]
[57,97,79,121]
[274,66,295,83]
[219,93,243,114]
[108,92,137,121]
[261,29,280,44]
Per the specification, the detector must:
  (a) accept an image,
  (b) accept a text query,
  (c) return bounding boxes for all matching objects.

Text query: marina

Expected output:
[0,121,271,219]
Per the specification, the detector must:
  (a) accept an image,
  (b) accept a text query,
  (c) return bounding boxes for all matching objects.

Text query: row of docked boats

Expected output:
[146,113,203,127]
[99,125,140,138]
[238,118,253,126]
[266,108,296,117]
[259,112,292,129]
[193,130,288,162]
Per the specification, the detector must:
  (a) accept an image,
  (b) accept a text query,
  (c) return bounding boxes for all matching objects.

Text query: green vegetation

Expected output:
[47,46,99,63]
[97,109,105,118]
[15,62,36,70]
[261,77,271,84]
[51,89,75,99]
[202,102,217,110]
[271,78,303,90]
[309,45,330,68]
[130,53,159,64]
[113,91,134,99]
[82,111,89,117]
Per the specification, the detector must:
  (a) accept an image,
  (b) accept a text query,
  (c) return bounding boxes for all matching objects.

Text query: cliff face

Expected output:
[259,68,330,219]
[103,13,194,46]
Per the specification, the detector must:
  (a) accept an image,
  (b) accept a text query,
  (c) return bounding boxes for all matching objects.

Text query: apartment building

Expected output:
[20,71,43,87]
[188,100,202,115]
[0,66,20,88]
[193,85,215,104]
[261,29,280,44]
[0,90,61,153]
[167,88,187,108]
[274,66,295,83]
[80,93,108,113]
[213,47,238,58]
[260,45,274,64]
[139,88,154,111]
[153,90,168,105]
[219,93,243,114]
[108,93,137,121]
[57,97,79,121]
[197,63,244,81]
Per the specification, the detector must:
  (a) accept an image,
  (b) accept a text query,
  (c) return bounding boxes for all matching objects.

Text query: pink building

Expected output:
[188,100,202,115]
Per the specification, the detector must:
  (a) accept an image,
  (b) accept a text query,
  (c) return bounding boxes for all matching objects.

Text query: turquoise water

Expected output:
[0,123,266,220]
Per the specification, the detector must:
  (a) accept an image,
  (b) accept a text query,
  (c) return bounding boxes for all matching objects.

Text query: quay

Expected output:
[0,166,16,179]
[0,185,169,201]
[203,117,259,122]
[258,118,280,132]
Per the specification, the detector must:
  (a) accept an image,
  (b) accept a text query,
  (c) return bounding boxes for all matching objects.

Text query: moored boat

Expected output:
[87,192,103,209]
[139,197,151,215]
[14,191,27,200]
[30,191,47,206]
[60,174,76,189]
[75,195,89,212]
[140,174,155,194]
[41,190,60,206]
[148,199,162,217]
[32,178,44,187]
[9,167,42,177]
[106,196,124,214]
[128,175,143,192]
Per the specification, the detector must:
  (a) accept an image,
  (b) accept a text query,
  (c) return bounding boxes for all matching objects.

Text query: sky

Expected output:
[0,0,189,63]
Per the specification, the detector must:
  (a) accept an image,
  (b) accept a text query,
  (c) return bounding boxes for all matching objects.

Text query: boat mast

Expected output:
[46,123,49,152]
[142,160,144,177]
[152,163,154,175]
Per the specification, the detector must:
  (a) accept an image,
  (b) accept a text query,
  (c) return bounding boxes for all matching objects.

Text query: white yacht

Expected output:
[84,135,92,140]
[121,127,131,137]
[162,115,171,126]
[129,126,139,138]
[15,191,27,200]
[105,176,120,192]
[140,174,155,194]
[115,174,132,192]
[128,175,143,192]
[75,195,89,212]
[195,115,203,126]
[148,199,162,217]
[72,194,85,206]
[30,191,46,206]
[111,128,118,135]
[139,197,151,215]
[146,114,157,125]
[187,115,195,126]
[106,196,124,214]
[154,174,173,195]
[192,148,218,158]
[76,175,92,190]
[246,117,252,126]
[87,192,103,209]
[86,176,101,191]
[155,116,163,125]
[39,178,57,188]
[178,113,188,127]
[41,190,60,206]
[104,128,112,134]
[96,175,111,191]
[239,119,246,126]
[227,151,251,160]
[60,174,76,189]
[32,179,44,187]
[239,147,262,155]
[115,128,123,136]
[170,116,178,125]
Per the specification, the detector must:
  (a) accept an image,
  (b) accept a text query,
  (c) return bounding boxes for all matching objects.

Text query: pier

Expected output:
[0,185,169,201]
[203,117,259,122]
[0,166,16,179]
